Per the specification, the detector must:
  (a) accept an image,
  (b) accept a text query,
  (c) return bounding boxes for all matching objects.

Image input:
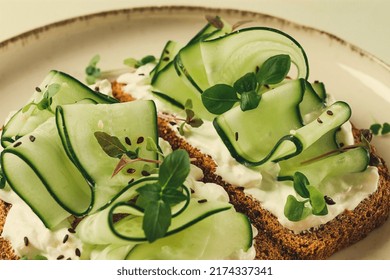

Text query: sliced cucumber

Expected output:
[201,27,309,86]
[150,40,182,83]
[1,70,117,148]
[1,118,89,228]
[278,147,370,186]
[311,81,327,101]
[299,81,325,124]
[126,208,252,260]
[214,79,305,165]
[56,100,158,213]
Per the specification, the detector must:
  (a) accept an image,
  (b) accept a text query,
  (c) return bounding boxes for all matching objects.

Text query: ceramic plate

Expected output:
[0,6,389,260]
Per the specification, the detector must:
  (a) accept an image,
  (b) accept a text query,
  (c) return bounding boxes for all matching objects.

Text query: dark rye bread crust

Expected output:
[111,84,390,259]
[0,83,389,259]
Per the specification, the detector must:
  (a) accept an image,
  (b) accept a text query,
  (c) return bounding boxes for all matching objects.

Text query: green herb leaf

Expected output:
[256,54,291,85]
[85,54,101,85]
[137,183,162,205]
[184,99,193,109]
[239,90,261,111]
[234,72,257,94]
[188,118,204,128]
[125,148,140,159]
[382,122,390,134]
[202,84,239,114]
[307,185,327,215]
[146,137,159,153]
[162,188,188,205]
[158,149,190,190]
[370,123,382,135]
[94,131,127,158]
[293,172,310,198]
[22,102,36,113]
[44,83,61,99]
[284,195,311,222]
[124,55,156,68]
[142,200,171,242]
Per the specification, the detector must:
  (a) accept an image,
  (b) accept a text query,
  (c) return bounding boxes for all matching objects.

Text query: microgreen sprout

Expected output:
[370,122,390,136]
[284,172,331,221]
[201,54,291,114]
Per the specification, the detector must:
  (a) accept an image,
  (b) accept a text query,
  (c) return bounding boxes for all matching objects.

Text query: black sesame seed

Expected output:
[29,135,36,142]
[127,168,136,174]
[125,137,132,146]
[339,142,345,148]
[137,136,144,144]
[94,86,100,92]
[68,228,76,234]
[190,188,195,194]
[24,236,29,246]
[317,118,323,124]
[163,57,170,61]
[255,66,260,73]
[324,195,336,205]
[141,170,151,177]
[13,141,22,147]
[264,84,270,89]
[197,199,208,204]
[67,257,72,260]
[169,121,177,126]
[235,132,239,141]
[75,248,81,257]
[128,178,135,185]
[35,87,42,92]
[138,73,145,76]
[57,255,65,260]
[164,50,170,54]
[62,234,69,244]
[326,110,334,116]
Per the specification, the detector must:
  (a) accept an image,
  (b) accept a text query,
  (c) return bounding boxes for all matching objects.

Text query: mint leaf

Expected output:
[257,54,291,85]
[158,149,190,190]
[307,185,327,215]
[234,72,257,94]
[293,172,310,198]
[240,90,261,111]
[142,200,171,242]
[202,84,239,114]
[94,131,127,158]
[284,195,311,222]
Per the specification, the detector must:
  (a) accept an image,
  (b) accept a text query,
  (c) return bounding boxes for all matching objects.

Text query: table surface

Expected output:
[1,0,389,64]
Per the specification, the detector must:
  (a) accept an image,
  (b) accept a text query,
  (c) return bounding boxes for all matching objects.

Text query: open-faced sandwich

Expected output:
[1,16,389,260]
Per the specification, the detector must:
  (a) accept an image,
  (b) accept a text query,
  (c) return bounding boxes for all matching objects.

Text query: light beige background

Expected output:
[1,0,389,64]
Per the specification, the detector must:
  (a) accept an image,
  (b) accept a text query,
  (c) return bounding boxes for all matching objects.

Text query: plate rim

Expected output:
[1,5,389,72]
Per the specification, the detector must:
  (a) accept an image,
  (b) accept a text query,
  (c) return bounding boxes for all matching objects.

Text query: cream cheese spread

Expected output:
[0,136,255,260]
[116,64,380,233]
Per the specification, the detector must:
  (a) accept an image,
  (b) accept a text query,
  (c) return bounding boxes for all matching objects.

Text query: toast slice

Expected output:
[112,82,390,260]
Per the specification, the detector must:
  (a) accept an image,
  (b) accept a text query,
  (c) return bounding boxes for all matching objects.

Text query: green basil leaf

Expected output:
[307,185,327,215]
[123,57,138,68]
[184,99,193,109]
[239,90,261,111]
[201,84,239,114]
[159,149,190,190]
[185,109,195,122]
[142,200,171,242]
[94,131,127,158]
[233,72,257,94]
[370,123,382,135]
[140,55,156,65]
[284,195,311,222]
[256,54,291,85]
[162,188,188,206]
[293,172,310,198]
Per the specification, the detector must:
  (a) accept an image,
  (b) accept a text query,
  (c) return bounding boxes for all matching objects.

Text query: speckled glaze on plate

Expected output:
[0,6,389,260]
